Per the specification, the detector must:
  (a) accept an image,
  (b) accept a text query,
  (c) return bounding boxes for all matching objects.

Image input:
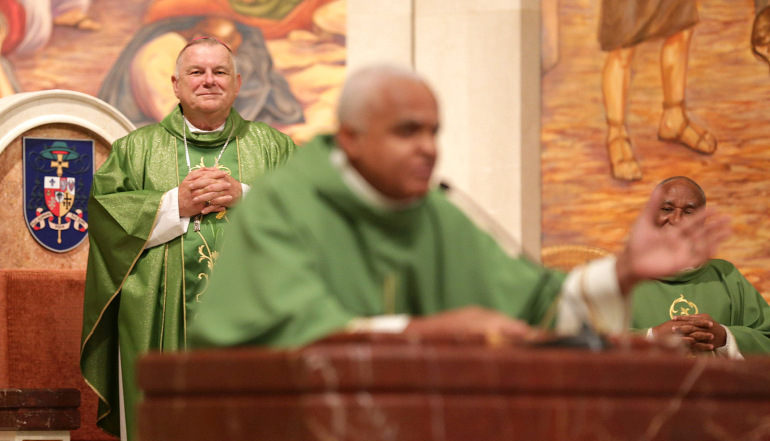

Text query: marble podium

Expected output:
[0,388,79,441]
[137,335,770,440]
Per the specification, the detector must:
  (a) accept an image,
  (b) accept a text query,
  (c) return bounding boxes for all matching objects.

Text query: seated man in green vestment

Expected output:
[631,176,770,358]
[79,36,297,441]
[188,64,729,352]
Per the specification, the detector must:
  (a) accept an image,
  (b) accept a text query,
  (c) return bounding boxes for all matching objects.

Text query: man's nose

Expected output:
[202,71,215,84]
[669,210,682,225]
[418,132,437,158]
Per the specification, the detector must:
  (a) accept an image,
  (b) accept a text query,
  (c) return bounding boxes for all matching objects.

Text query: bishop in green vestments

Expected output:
[80,37,295,440]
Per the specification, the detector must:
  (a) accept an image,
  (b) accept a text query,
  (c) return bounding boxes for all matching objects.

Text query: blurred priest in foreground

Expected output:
[188,64,731,349]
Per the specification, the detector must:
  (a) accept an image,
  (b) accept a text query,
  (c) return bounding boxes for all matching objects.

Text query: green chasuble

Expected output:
[189,134,566,349]
[80,106,295,438]
[631,259,770,355]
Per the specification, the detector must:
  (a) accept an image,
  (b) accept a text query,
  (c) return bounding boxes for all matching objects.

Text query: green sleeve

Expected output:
[432,196,568,328]
[726,270,770,355]
[82,136,167,327]
[188,181,356,349]
[482,236,567,329]
[264,124,297,168]
[80,134,172,438]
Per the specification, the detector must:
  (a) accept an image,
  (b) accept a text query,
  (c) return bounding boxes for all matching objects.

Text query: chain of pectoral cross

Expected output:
[182,117,236,232]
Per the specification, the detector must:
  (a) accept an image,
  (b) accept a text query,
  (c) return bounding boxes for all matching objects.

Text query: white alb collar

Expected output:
[184,118,225,133]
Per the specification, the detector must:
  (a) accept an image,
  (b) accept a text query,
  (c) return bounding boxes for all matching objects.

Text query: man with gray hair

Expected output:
[80,36,296,441]
[189,64,729,351]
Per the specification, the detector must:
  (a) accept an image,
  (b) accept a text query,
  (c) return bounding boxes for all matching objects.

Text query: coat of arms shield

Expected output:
[23,138,94,252]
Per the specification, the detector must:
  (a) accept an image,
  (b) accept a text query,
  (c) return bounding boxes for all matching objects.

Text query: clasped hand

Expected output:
[652,313,727,353]
[178,167,242,217]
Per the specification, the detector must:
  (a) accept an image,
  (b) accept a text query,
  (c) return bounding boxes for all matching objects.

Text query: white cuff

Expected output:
[347,315,410,333]
[715,325,743,359]
[557,256,626,335]
[146,188,189,249]
[649,324,743,360]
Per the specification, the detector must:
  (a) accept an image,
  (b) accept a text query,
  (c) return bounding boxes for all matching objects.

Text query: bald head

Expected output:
[656,176,706,207]
[337,65,435,132]
[335,64,440,201]
[174,36,237,78]
[654,176,707,228]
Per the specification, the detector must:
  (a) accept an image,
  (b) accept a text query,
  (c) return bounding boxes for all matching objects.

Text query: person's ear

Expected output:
[172,75,180,99]
[336,123,359,160]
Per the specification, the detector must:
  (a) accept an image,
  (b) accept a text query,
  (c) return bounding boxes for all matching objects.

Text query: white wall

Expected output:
[347,0,542,259]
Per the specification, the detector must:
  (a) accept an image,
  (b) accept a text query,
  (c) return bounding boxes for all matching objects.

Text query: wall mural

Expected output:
[0,0,346,145]
[542,0,770,296]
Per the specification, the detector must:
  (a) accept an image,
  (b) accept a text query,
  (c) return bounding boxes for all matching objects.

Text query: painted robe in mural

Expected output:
[598,0,699,51]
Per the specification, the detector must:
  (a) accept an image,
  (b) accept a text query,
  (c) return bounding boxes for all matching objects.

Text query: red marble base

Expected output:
[137,335,770,440]
[0,389,80,431]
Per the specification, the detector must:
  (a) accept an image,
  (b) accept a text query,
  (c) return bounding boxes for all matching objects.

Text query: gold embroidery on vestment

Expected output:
[669,293,699,319]
[192,156,232,303]
[191,157,231,174]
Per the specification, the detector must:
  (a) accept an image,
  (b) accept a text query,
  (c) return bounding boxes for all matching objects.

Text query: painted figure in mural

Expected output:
[0,0,100,97]
[752,2,770,68]
[13,0,100,55]
[599,0,717,181]
[228,0,304,19]
[143,0,336,39]
[80,37,297,441]
[631,176,770,357]
[0,1,23,96]
[99,15,304,128]
[186,64,730,352]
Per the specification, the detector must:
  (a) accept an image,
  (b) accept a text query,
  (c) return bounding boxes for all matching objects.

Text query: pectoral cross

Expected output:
[194,214,201,232]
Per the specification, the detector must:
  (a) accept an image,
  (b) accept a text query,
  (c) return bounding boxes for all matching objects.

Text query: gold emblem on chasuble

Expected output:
[669,293,699,319]
[191,157,231,175]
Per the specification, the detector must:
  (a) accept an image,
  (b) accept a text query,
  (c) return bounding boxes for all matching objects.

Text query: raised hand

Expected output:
[404,306,536,345]
[615,185,731,294]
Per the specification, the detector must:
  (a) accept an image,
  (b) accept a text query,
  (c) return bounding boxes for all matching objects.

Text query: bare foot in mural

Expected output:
[607,120,642,181]
[658,102,717,154]
[53,9,102,31]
